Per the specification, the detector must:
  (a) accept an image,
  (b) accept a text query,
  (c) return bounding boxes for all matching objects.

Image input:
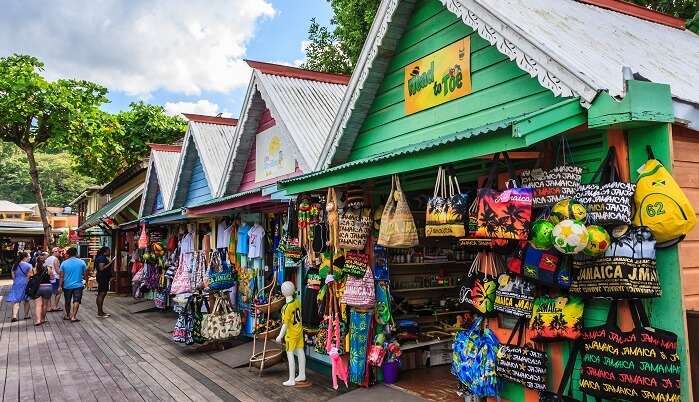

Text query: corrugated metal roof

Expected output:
[0,201,33,213]
[151,148,181,208]
[185,188,261,209]
[191,121,237,193]
[80,184,143,230]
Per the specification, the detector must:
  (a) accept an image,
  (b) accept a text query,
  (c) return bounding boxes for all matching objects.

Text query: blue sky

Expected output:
[0,0,333,119]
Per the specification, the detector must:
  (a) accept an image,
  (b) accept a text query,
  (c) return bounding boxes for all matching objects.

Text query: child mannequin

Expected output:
[276,281,307,386]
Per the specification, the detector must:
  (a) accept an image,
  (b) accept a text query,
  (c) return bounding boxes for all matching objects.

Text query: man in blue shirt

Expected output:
[60,247,86,322]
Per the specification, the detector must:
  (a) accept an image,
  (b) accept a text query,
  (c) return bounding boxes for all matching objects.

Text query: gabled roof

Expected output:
[80,184,144,230]
[0,200,33,214]
[138,144,182,217]
[317,0,699,169]
[217,61,348,196]
[168,114,238,209]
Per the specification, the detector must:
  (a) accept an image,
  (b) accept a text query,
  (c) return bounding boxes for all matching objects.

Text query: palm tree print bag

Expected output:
[473,152,533,240]
[529,295,584,342]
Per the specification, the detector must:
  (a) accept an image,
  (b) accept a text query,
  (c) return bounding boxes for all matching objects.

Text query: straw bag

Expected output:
[378,175,418,248]
[201,295,241,340]
[425,166,468,237]
[338,208,372,250]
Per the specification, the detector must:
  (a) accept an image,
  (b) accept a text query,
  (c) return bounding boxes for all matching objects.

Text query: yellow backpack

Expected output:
[633,151,696,247]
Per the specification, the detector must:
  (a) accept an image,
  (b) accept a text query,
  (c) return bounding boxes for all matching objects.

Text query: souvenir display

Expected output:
[521,247,570,289]
[426,166,468,237]
[552,219,589,254]
[208,252,235,290]
[338,208,372,250]
[496,318,548,391]
[494,273,535,318]
[451,316,501,398]
[582,225,610,256]
[201,294,241,340]
[571,225,660,298]
[342,264,376,308]
[529,295,584,342]
[550,198,587,224]
[530,219,555,250]
[343,250,370,278]
[458,253,498,316]
[575,147,636,226]
[579,300,680,402]
[379,175,419,247]
[521,138,583,207]
[634,147,696,247]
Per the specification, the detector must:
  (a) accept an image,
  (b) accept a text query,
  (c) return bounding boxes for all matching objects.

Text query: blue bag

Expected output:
[451,316,501,398]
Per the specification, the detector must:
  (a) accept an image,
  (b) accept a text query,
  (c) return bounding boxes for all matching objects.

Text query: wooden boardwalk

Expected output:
[0,281,342,402]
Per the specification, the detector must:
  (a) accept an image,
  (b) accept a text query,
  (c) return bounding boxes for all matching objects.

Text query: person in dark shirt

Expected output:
[94,247,115,318]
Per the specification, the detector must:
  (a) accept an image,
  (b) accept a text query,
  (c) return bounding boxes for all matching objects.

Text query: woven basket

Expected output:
[254,297,285,313]
[249,349,284,369]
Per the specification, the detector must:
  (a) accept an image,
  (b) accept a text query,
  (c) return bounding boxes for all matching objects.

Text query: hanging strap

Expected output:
[484,152,502,189]
[605,299,619,327]
[559,339,581,396]
[505,317,527,346]
[590,147,616,185]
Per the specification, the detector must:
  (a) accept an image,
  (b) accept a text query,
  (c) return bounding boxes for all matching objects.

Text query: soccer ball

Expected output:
[551,199,587,224]
[553,219,589,254]
[583,225,611,256]
[530,219,555,250]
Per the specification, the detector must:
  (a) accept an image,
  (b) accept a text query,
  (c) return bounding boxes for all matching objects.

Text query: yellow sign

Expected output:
[404,37,471,115]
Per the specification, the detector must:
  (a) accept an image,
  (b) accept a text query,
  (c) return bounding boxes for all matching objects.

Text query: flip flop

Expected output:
[62,316,71,321]
[70,319,81,323]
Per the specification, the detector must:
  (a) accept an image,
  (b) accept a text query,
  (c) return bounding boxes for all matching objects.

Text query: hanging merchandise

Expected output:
[349,309,373,386]
[529,295,584,342]
[634,147,697,247]
[494,273,535,318]
[425,167,468,237]
[451,316,501,398]
[343,250,370,278]
[373,244,389,281]
[154,288,168,309]
[138,223,149,249]
[458,253,498,316]
[280,238,305,263]
[521,137,583,207]
[326,188,340,250]
[539,341,582,402]
[552,219,589,255]
[170,254,192,295]
[530,219,555,250]
[191,295,207,344]
[190,251,208,291]
[473,152,533,240]
[201,294,241,340]
[338,208,372,250]
[520,247,571,289]
[342,262,376,308]
[579,300,680,402]
[375,281,393,326]
[167,233,177,252]
[570,225,660,298]
[550,198,588,225]
[302,267,322,328]
[582,225,611,256]
[172,297,194,344]
[208,252,236,290]
[496,318,548,391]
[575,147,636,226]
[378,175,419,247]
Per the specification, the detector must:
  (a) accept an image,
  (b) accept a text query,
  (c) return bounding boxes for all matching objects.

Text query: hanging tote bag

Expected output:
[458,253,498,316]
[170,253,192,295]
[579,300,681,402]
[138,224,149,249]
[575,147,636,226]
[378,175,419,247]
[496,318,548,391]
[529,295,584,342]
[191,295,207,344]
[474,152,533,240]
[338,208,372,250]
[208,252,235,290]
[425,167,468,237]
[521,247,571,289]
[190,251,208,291]
[451,316,501,398]
[571,225,660,299]
[342,264,376,308]
[201,295,241,340]
[172,296,194,344]
[343,250,370,278]
[634,146,696,247]
[539,340,582,402]
[521,137,583,208]
[494,273,535,318]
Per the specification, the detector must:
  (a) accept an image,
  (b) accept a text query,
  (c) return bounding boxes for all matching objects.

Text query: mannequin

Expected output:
[276,281,307,386]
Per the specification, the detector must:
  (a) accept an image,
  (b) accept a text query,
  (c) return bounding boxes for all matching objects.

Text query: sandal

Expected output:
[62,316,71,321]
[11,318,18,322]
[70,319,81,323]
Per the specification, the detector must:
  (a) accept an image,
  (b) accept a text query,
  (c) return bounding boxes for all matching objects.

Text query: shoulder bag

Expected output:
[458,252,498,316]
[529,295,584,342]
[494,272,535,318]
[521,137,583,207]
[25,267,48,299]
[338,208,372,250]
[497,318,548,391]
[201,294,241,340]
[170,252,192,295]
[425,167,468,237]
[342,262,376,308]
[451,316,501,398]
[172,296,194,344]
[208,252,236,290]
[378,175,419,247]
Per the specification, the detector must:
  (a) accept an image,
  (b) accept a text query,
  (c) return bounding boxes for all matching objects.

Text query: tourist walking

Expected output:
[94,246,114,318]
[46,247,63,312]
[6,252,31,322]
[60,247,86,322]
[29,254,53,325]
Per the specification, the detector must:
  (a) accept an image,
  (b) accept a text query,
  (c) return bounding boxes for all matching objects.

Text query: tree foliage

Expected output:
[630,0,697,19]
[302,0,380,74]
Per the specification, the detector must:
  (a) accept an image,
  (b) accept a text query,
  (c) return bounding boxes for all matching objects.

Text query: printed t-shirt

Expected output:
[61,257,87,289]
[45,255,60,283]
[237,224,250,255]
[247,224,265,259]
[281,297,303,351]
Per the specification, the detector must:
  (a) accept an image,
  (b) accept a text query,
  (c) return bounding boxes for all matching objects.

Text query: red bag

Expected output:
[138,224,149,249]
[167,234,177,252]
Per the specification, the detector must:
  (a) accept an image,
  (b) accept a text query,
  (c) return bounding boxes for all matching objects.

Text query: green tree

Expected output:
[0,54,108,247]
[630,0,697,19]
[65,101,187,183]
[302,0,380,74]
[0,146,96,206]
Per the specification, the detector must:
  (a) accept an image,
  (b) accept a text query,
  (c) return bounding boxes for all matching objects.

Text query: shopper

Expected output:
[94,246,114,318]
[29,254,53,326]
[46,247,63,312]
[6,252,31,322]
[60,247,87,322]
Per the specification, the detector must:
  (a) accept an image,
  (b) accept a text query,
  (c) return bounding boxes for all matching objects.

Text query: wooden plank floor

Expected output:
[0,281,345,402]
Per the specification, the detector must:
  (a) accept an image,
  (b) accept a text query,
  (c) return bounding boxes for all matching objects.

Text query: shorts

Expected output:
[64,287,84,304]
[284,333,304,352]
[97,275,111,293]
[52,281,59,294]
[35,284,53,300]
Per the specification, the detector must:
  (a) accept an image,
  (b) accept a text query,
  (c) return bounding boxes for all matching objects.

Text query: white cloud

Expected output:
[164,100,232,118]
[0,0,276,96]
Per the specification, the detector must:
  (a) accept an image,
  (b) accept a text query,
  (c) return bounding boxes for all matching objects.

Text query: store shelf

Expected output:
[400,338,452,351]
[392,286,458,293]
[396,310,469,320]
[390,261,467,267]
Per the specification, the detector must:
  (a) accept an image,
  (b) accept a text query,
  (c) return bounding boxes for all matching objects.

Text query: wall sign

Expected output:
[255,125,295,183]
[403,37,471,115]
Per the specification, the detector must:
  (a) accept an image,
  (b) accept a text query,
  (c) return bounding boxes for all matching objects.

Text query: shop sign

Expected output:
[255,125,296,183]
[404,37,471,115]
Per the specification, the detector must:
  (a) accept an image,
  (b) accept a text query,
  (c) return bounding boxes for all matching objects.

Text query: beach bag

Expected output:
[494,273,535,318]
[167,234,177,252]
[170,256,192,295]
[172,297,194,344]
[343,250,369,278]
[497,318,548,391]
[451,316,501,397]
[458,253,498,316]
[190,252,207,290]
[338,208,372,250]
[373,244,389,281]
[191,295,207,344]
[473,152,533,240]
[154,289,168,309]
[208,253,235,290]
[342,264,375,308]
[25,268,48,299]
[571,225,660,298]
[367,344,387,367]
[575,147,636,225]
[529,295,584,342]
[201,295,241,340]
[521,137,583,207]
[521,247,571,289]
[378,175,419,247]
[138,224,149,249]
[425,166,468,237]
[539,341,582,402]
[579,300,680,402]
[634,147,696,247]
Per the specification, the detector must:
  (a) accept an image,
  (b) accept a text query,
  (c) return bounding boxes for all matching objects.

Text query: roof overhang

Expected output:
[79,184,144,230]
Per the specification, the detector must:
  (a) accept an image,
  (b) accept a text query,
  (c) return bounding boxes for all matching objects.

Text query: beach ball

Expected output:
[553,219,589,254]
[584,225,611,256]
[530,219,555,250]
[551,199,587,224]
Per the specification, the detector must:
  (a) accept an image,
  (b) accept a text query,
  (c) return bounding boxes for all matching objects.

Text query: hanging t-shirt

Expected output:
[302,267,322,328]
[180,232,194,255]
[247,224,265,259]
[237,224,250,255]
[216,221,232,249]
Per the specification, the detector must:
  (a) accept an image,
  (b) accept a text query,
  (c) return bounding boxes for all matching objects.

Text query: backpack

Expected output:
[633,147,696,247]
[451,316,501,398]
